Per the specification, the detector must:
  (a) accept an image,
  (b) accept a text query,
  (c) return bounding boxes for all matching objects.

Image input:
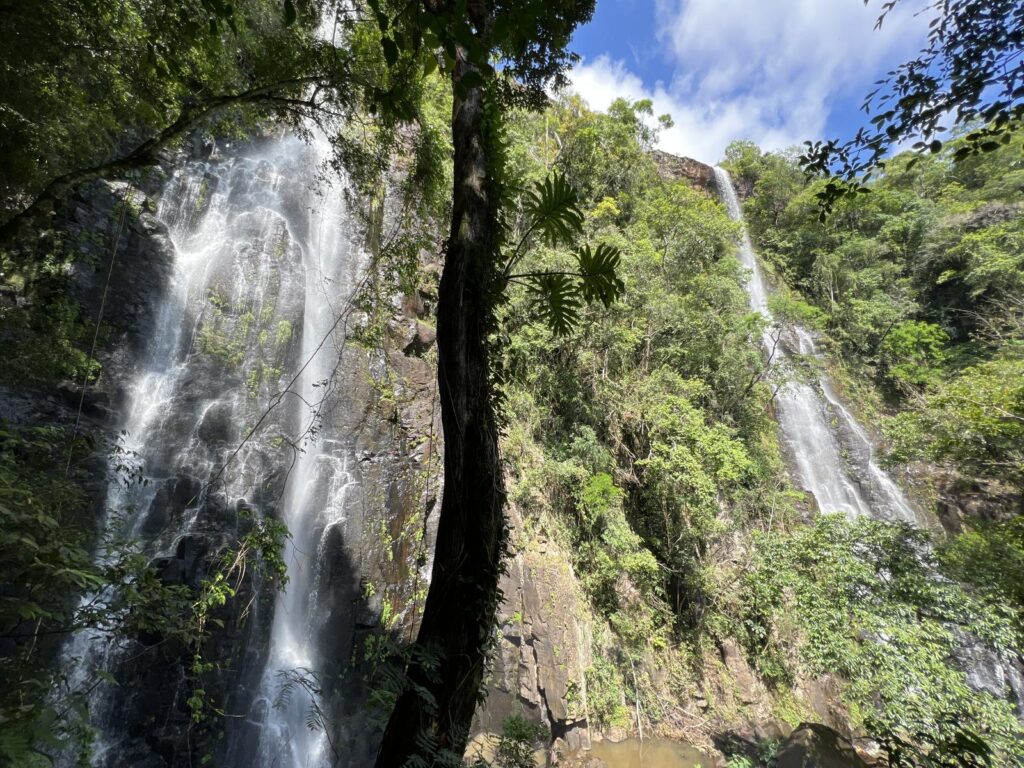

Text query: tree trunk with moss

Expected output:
[374,49,507,766]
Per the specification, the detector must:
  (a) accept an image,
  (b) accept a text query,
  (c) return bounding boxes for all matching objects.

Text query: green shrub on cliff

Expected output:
[738,515,1024,763]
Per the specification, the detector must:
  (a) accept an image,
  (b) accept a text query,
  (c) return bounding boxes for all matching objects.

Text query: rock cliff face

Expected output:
[651,150,718,194]
[0,176,176,442]
[2,138,442,767]
[475,505,594,757]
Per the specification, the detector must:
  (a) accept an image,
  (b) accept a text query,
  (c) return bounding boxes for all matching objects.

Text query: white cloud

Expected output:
[567,0,929,163]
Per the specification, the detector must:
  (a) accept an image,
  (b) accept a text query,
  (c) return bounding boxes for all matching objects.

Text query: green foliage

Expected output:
[870,715,997,768]
[767,293,828,331]
[0,294,103,387]
[737,516,1024,763]
[939,518,1024,618]
[722,141,805,236]
[801,0,1024,212]
[885,351,1024,488]
[503,172,625,337]
[495,715,547,768]
[584,656,632,730]
[554,97,662,212]
[4,0,1021,761]
[521,173,584,246]
[502,96,786,672]
[0,0,444,245]
[0,426,194,764]
[188,509,289,722]
[1,0,299,215]
[526,272,582,337]
[880,320,949,390]
[368,0,594,109]
[487,108,1024,763]
[573,244,624,307]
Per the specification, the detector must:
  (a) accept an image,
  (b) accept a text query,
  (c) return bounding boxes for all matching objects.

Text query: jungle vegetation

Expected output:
[0,0,1022,766]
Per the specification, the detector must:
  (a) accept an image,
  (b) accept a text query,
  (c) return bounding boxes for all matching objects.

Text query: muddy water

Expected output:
[588,738,712,768]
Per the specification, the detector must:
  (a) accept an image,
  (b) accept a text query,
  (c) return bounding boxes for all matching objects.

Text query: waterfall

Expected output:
[241,133,360,768]
[57,133,365,767]
[713,167,918,525]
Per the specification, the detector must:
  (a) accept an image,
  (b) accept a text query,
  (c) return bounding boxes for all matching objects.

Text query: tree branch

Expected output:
[0,76,324,246]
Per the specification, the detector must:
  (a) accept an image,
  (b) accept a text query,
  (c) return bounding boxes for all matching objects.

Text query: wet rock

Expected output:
[196,402,233,444]
[754,718,794,743]
[952,628,1024,713]
[477,506,592,748]
[963,201,1022,230]
[713,726,759,762]
[603,726,628,743]
[720,639,759,705]
[140,475,200,536]
[802,675,853,738]
[558,753,607,768]
[776,723,870,768]
[402,320,437,356]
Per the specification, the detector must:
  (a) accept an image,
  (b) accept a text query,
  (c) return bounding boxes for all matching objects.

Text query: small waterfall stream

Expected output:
[714,166,1024,721]
[713,167,918,524]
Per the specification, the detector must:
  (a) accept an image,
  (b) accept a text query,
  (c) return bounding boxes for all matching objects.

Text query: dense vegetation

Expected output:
[496,100,1024,764]
[726,135,1024,494]
[1,0,1022,766]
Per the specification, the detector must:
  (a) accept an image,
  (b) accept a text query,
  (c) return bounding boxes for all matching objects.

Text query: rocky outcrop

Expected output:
[476,507,594,756]
[651,150,717,194]
[0,175,176,430]
[775,723,872,768]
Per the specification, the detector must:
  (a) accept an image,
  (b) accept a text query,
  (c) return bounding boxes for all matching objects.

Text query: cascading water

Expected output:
[239,133,361,768]
[713,167,918,524]
[57,132,366,767]
[713,166,1024,718]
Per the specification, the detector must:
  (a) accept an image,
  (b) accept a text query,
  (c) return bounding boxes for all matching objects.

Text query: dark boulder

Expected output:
[776,723,870,768]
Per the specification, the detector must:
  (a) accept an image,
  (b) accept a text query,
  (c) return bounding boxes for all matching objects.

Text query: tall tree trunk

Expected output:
[375,51,506,767]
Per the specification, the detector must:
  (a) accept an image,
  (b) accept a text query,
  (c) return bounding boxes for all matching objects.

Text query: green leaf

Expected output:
[522,173,584,247]
[574,243,625,307]
[366,0,388,31]
[528,273,582,337]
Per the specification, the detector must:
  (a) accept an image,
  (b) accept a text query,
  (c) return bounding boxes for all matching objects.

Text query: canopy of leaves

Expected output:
[739,516,1024,765]
[0,0,441,241]
[802,0,1024,211]
[369,0,594,104]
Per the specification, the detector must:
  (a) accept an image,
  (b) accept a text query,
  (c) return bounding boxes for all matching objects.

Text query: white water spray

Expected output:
[713,167,917,524]
[57,134,364,768]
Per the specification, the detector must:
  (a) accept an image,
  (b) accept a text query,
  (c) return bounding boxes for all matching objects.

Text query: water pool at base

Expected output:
[588,737,712,767]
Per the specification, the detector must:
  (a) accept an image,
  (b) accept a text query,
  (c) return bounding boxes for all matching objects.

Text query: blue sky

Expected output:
[566,0,931,163]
